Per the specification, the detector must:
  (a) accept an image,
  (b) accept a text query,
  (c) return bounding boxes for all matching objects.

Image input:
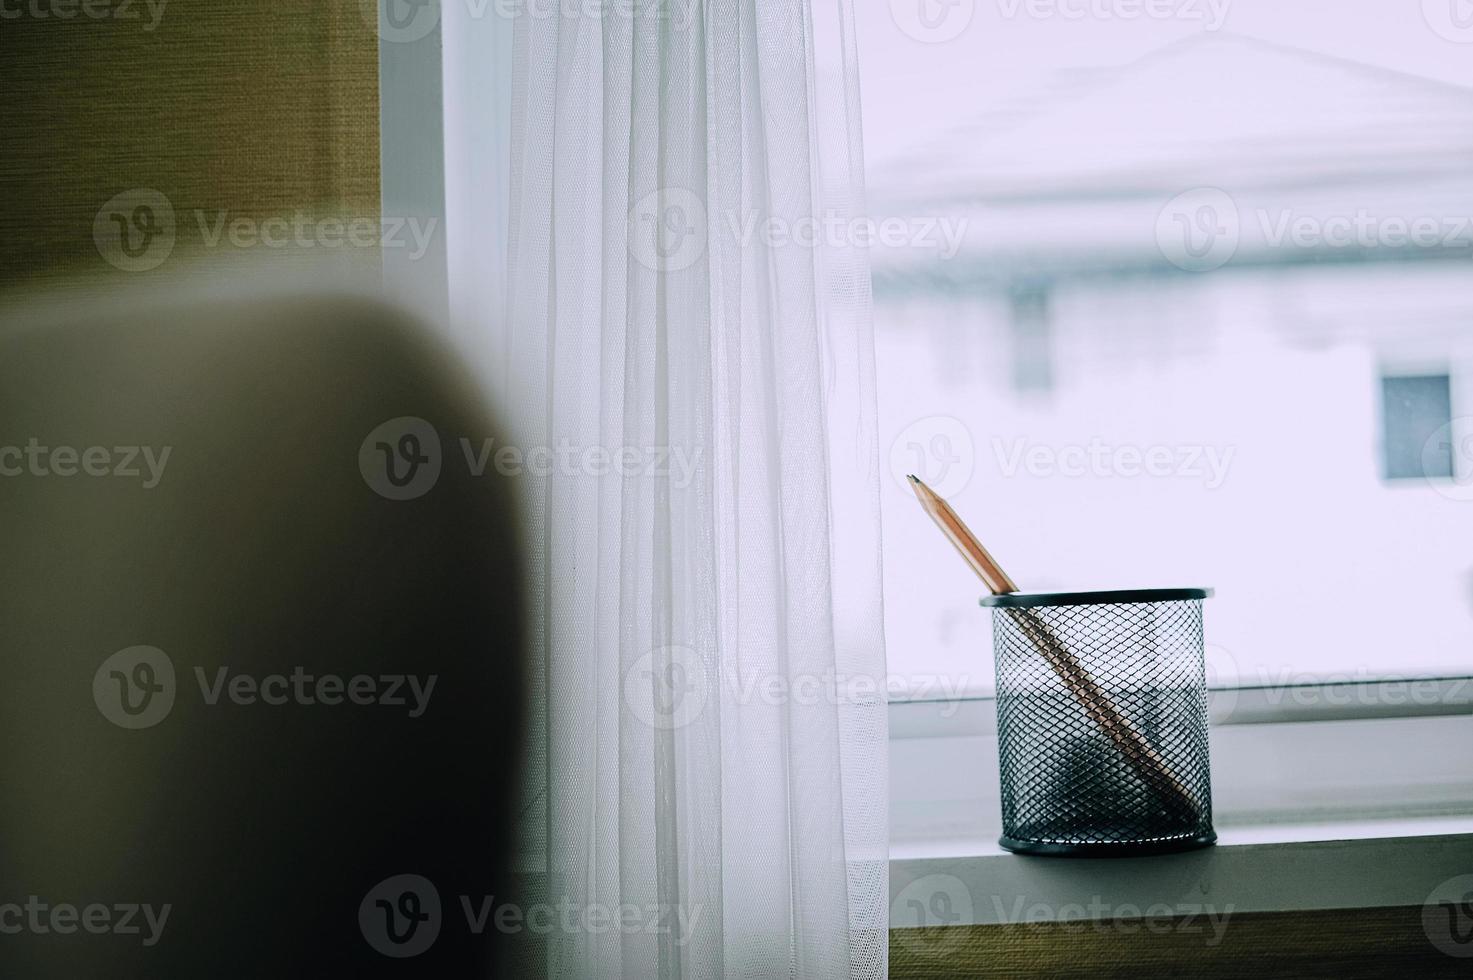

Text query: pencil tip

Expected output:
[906,474,920,484]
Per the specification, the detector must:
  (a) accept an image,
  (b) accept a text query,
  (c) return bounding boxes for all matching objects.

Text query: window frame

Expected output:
[409,9,1473,876]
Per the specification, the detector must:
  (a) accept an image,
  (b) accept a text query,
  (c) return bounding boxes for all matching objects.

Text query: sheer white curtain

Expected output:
[499,1,886,976]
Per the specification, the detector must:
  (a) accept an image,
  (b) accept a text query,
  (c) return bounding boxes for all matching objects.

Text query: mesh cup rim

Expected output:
[979,588,1212,608]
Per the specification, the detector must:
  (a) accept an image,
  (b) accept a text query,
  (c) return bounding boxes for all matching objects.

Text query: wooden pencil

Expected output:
[907,475,1201,821]
[906,474,1017,594]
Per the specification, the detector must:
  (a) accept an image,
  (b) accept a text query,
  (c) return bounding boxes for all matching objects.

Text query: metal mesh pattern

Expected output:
[990,599,1214,856]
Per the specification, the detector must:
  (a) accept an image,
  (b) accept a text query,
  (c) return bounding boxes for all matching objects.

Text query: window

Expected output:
[1382,373,1454,481]
[856,3,1473,695]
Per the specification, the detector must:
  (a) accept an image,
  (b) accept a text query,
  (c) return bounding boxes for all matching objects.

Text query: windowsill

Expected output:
[890,819,1473,927]
[893,812,1473,862]
[889,681,1473,927]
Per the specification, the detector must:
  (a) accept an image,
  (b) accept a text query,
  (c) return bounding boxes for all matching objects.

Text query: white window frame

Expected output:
[376,2,450,328]
[380,0,513,378]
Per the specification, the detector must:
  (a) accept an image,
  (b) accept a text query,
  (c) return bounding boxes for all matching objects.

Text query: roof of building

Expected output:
[868,34,1473,286]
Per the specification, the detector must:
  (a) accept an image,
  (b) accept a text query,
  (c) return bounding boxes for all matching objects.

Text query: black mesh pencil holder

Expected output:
[980,588,1216,857]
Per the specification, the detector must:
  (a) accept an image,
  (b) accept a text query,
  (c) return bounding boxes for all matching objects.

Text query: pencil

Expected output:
[907,475,1201,821]
[906,474,1017,593]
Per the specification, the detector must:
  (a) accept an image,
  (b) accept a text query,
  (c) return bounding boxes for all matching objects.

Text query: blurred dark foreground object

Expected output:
[0,290,524,977]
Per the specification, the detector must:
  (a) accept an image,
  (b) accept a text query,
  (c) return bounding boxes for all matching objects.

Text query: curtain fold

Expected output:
[505,1,886,976]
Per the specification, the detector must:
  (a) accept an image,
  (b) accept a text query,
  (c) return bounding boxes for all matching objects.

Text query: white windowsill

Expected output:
[890,820,1473,928]
[889,681,1473,927]
[892,813,1473,862]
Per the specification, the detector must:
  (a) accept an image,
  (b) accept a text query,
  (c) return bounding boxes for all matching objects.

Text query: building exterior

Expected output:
[868,35,1473,689]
